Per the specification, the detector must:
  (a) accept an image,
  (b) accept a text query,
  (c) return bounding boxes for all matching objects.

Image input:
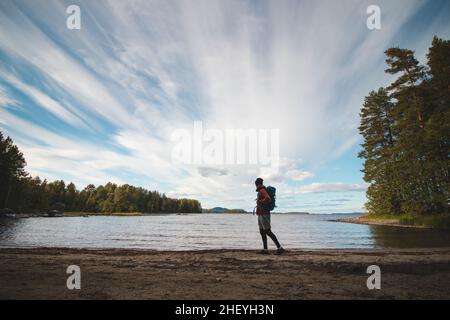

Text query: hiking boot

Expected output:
[275,247,285,255]
[257,249,270,255]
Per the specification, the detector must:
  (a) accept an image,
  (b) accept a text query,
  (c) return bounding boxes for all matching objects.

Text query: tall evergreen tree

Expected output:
[421,37,450,213]
[385,47,426,128]
[384,47,428,213]
[0,132,27,208]
[359,88,400,214]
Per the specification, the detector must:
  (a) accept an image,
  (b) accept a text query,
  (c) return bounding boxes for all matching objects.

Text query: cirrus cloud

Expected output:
[297,183,368,194]
[0,0,448,212]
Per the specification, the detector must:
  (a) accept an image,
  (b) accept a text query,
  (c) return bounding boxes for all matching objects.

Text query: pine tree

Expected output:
[0,132,27,209]
[358,88,400,214]
[385,47,426,128]
[421,37,450,213]
[384,47,430,213]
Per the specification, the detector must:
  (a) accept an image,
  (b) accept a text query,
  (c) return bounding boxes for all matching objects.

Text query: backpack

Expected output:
[265,186,276,211]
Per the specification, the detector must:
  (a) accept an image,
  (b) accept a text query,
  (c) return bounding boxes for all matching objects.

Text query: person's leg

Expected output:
[265,229,281,248]
[260,228,268,250]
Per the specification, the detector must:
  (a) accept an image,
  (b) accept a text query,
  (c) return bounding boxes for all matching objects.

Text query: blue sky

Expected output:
[0,0,449,213]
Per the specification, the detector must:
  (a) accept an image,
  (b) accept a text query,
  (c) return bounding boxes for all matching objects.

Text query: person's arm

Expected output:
[257,189,271,206]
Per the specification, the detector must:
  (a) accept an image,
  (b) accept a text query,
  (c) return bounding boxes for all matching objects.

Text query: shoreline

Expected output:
[334,217,429,228]
[1,247,449,299]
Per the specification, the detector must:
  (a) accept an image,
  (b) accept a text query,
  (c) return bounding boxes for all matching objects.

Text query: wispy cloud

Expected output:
[296,183,368,194]
[1,72,87,127]
[0,0,448,212]
[0,85,17,108]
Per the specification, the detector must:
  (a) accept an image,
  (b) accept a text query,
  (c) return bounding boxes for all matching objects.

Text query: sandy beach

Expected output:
[1,247,449,299]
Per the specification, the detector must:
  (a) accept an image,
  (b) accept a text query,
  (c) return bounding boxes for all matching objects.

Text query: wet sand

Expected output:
[0,247,449,299]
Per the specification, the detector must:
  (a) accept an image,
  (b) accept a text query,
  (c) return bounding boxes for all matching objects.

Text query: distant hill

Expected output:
[280,212,310,214]
[203,207,248,213]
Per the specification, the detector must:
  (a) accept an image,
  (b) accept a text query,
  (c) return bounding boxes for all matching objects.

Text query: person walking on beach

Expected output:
[254,178,285,255]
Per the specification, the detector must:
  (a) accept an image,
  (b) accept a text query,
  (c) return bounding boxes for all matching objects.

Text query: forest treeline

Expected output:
[359,36,449,216]
[0,133,202,214]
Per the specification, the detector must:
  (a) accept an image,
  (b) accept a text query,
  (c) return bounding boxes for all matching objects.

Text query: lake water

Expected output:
[1,213,450,250]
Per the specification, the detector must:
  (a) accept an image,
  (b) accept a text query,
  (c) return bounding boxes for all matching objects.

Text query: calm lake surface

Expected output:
[1,213,450,250]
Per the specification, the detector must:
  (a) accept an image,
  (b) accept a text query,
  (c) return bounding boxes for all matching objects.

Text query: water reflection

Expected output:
[369,225,450,248]
[0,218,25,240]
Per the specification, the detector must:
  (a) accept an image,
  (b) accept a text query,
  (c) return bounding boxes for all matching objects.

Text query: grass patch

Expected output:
[362,213,450,229]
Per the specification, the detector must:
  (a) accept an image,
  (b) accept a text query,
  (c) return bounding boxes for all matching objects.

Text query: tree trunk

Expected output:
[4,184,12,208]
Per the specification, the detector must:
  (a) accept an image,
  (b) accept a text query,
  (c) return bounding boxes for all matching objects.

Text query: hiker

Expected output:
[254,177,285,255]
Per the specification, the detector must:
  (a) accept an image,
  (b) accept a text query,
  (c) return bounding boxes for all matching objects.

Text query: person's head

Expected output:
[255,177,263,187]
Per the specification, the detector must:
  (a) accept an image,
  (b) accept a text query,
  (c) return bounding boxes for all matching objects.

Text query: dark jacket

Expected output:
[256,185,271,215]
